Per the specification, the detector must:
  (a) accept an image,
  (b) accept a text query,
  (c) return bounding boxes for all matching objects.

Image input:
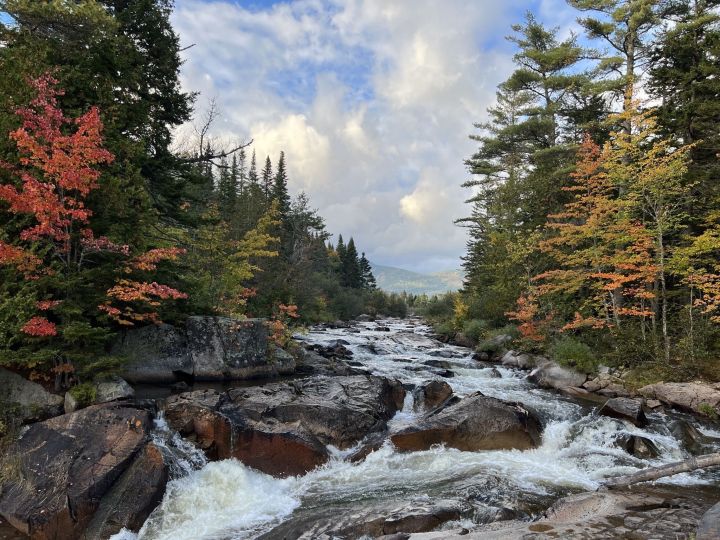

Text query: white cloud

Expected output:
[171,0,527,272]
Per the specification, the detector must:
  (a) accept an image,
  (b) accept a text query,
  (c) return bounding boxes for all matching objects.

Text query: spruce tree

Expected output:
[359,253,376,290]
[343,238,363,289]
[273,151,291,218]
[261,156,273,200]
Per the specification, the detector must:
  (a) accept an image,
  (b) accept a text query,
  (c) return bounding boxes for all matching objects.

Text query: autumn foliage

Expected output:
[0,74,186,356]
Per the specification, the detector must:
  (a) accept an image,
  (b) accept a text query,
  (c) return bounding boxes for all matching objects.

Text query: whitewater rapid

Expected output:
[114,318,720,540]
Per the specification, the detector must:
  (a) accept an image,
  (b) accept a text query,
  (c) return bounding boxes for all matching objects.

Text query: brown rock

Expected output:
[82,443,168,539]
[412,380,453,411]
[391,392,541,452]
[164,375,405,477]
[0,405,150,540]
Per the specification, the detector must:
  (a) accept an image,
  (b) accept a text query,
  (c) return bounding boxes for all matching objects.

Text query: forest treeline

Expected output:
[426,0,720,383]
[0,0,405,385]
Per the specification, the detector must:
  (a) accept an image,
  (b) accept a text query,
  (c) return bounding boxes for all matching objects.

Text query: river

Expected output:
[113,317,720,539]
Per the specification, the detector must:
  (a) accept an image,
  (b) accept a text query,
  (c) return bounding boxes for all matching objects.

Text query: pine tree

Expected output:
[343,238,363,289]
[261,156,273,200]
[273,151,291,218]
[359,253,376,290]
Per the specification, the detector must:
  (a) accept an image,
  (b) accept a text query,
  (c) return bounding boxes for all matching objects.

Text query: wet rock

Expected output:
[559,386,606,404]
[116,317,295,383]
[487,367,502,379]
[376,326,392,332]
[0,405,151,539]
[428,349,455,358]
[391,392,542,452]
[670,419,713,454]
[435,369,455,378]
[0,367,63,423]
[638,382,720,417]
[164,375,405,477]
[295,348,363,376]
[697,501,720,540]
[616,434,660,459]
[82,442,168,539]
[170,381,190,394]
[599,397,647,427]
[500,350,535,370]
[355,314,375,322]
[259,498,467,539]
[412,380,453,411]
[307,342,353,360]
[528,361,587,390]
[423,359,453,369]
[473,351,490,361]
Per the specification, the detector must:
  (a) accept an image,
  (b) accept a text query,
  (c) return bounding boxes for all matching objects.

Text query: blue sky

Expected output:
[172,0,575,272]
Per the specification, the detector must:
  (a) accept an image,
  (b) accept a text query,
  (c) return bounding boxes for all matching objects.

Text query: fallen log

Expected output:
[603,452,720,489]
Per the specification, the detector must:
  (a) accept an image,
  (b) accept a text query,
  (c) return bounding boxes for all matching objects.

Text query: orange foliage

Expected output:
[21,316,57,337]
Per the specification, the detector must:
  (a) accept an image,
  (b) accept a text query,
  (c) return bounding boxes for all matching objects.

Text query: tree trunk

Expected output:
[603,452,720,489]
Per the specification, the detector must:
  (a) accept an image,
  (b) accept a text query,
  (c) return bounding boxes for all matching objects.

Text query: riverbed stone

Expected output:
[599,397,647,426]
[616,434,660,459]
[164,375,405,477]
[412,380,453,411]
[638,382,720,416]
[391,392,542,452]
[500,350,535,370]
[697,501,720,540]
[258,498,468,539]
[116,317,295,383]
[82,442,168,539]
[0,404,151,540]
[528,361,587,390]
[0,367,63,423]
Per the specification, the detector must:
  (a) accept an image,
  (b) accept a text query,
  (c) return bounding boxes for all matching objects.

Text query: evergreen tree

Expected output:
[272,151,291,218]
[343,238,363,289]
[359,253,376,290]
[261,155,273,200]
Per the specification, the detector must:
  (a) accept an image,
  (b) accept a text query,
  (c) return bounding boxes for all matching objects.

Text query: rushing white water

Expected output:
[117,317,720,540]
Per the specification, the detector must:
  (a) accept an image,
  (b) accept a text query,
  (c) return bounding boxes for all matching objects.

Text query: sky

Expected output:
[171,0,575,273]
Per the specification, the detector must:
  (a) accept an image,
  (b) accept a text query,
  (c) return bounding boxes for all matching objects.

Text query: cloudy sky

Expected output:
[172,0,573,273]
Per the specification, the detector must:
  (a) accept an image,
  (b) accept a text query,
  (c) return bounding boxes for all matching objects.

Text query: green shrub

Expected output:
[486,324,520,340]
[462,319,489,343]
[550,336,597,373]
[69,383,97,407]
[434,319,455,337]
[698,403,719,421]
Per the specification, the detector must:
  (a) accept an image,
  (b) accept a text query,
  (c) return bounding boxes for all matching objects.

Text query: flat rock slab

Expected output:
[391,392,542,452]
[164,375,405,477]
[408,486,720,540]
[0,405,151,540]
[258,498,468,539]
[638,382,720,417]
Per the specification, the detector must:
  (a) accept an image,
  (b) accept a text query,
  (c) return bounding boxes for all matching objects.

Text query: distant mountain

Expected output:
[370,263,463,295]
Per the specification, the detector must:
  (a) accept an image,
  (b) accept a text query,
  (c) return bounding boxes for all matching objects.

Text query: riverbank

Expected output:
[1,316,719,539]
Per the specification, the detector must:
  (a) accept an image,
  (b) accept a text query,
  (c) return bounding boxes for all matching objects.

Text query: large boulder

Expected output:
[0,367,63,423]
[65,377,136,414]
[527,360,587,390]
[391,392,542,452]
[500,350,536,370]
[164,375,406,477]
[599,397,647,427]
[259,498,468,539]
[116,316,295,383]
[451,332,475,348]
[0,405,160,540]
[638,382,720,417]
[412,380,453,411]
[697,501,720,540]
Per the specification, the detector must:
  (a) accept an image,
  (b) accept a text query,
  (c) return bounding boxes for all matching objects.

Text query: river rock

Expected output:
[82,442,168,539]
[599,397,647,427]
[500,350,535,370]
[116,317,295,383]
[638,382,720,416]
[0,405,152,539]
[259,498,468,539]
[294,348,362,376]
[697,501,720,540]
[670,419,714,454]
[96,377,135,403]
[0,367,63,423]
[391,392,542,452]
[616,434,660,459]
[528,361,586,390]
[164,375,405,477]
[412,380,453,411]
[307,341,353,360]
